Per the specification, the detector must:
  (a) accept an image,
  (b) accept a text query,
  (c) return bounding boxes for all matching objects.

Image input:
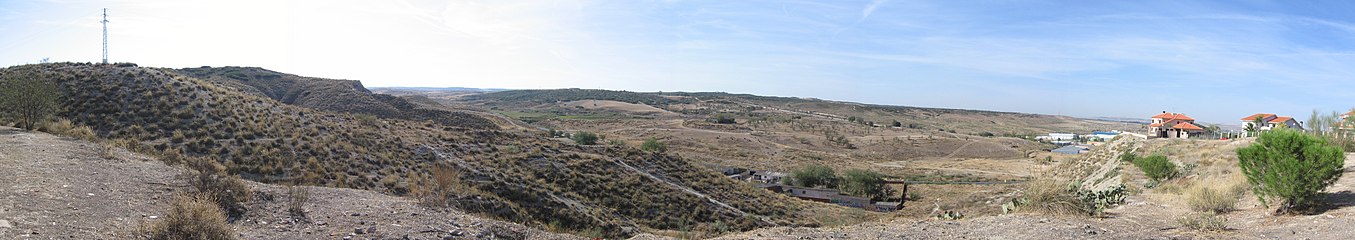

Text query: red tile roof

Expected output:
[1151,113,1195,121]
[1149,122,1164,127]
[1269,116,1293,123]
[1172,122,1204,131]
[1240,113,1276,121]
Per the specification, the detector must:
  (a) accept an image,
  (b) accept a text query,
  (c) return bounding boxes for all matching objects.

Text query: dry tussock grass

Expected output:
[133,194,237,240]
[1018,178,1083,215]
[1185,174,1248,213]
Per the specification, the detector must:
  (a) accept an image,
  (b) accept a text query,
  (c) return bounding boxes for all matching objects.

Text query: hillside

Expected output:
[0,63,816,238]
[371,88,1144,222]
[463,89,1137,136]
[0,126,573,239]
[174,66,497,130]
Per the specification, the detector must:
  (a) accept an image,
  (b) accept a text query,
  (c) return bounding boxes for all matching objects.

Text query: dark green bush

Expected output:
[1237,129,1344,214]
[839,169,888,199]
[1134,155,1178,182]
[571,131,598,145]
[640,138,666,152]
[785,164,838,188]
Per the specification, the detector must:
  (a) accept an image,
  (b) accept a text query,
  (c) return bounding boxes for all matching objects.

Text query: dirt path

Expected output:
[0,127,578,239]
[942,141,978,159]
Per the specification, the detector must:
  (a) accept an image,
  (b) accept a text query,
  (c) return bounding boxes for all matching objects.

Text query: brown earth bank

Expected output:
[0,126,577,239]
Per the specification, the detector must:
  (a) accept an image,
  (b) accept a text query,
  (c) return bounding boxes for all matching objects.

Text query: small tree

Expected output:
[1237,129,1345,214]
[788,164,838,188]
[0,71,59,130]
[571,131,598,145]
[640,138,666,152]
[891,120,902,128]
[712,114,736,124]
[840,169,888,199]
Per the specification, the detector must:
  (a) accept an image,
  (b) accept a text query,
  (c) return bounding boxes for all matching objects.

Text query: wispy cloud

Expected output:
[861,0,888,21]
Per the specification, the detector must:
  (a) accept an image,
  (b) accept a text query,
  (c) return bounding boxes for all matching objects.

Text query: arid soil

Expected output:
[711,147,1355,240]
[0,126,578,239]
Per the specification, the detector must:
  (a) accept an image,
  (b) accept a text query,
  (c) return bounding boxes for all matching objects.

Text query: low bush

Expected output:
[39,118,75,136]
[1133,155,1178,183]
[1185,185,1238,214]
[571,131,598,145]
[134,194,237,240]
[287,185,310,221]
[185,157,252,219]
[640,138,667,152]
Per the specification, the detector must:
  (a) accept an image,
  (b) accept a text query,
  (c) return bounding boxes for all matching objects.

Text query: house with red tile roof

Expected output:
[1149,111,1203,139]
[1240,113,1303,131]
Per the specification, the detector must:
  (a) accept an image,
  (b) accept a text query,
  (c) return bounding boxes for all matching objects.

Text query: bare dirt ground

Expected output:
[0,126,578,239]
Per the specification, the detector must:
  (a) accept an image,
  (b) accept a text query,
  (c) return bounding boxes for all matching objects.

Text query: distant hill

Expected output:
[371,86,509,92]
[464,89,1139,135]
[1,63,809,238]
[174,66,499,130]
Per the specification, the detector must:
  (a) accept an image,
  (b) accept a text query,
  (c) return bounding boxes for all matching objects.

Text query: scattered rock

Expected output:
[0,219,12,228]
[367,226,377,234]
[355,227,365,234]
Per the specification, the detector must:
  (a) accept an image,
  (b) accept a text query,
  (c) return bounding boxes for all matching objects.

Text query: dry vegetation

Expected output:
[0,63,815,238]
[439,88,1141,223]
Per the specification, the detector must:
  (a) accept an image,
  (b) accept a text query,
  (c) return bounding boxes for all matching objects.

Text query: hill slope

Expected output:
[0,126,574,239]
[174,66,497,130]
[0,63,809,238]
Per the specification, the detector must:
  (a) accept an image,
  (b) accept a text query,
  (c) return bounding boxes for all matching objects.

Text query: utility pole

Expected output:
[101,8,109,64]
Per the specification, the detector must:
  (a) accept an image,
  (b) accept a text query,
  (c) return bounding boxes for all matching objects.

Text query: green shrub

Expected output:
[0,72,59,130]
[571,131,599,145]
[1133,155,1178,182]
[839,169,888,199]
[134,194,238,240]
[1236,129,1345,214]
[640,138,667,152]
[785,164,838,188]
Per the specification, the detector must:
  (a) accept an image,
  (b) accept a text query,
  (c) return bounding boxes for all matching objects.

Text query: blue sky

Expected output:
[4,0,1355,124]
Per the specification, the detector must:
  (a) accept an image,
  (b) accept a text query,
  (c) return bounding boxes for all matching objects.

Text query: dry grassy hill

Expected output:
[174,66,497,130]
[383,88,1143,221]
[0,63,822,238]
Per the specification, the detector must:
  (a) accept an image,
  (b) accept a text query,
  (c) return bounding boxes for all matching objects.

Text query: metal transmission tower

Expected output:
[101,8,109,64]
